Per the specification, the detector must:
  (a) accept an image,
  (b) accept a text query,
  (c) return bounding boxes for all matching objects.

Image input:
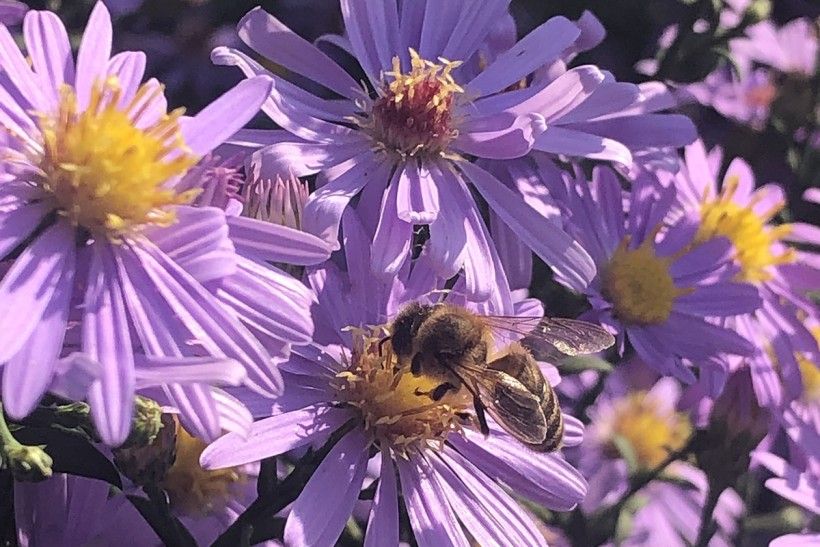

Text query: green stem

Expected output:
[693,480,723,547]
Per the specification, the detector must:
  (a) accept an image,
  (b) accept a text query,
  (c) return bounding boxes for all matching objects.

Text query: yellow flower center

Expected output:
[604,391,692,469]
[695,175,795,282]
[332,327,473,455]
[366,49,463,157]
[162,425,247,517]
[37,78,199,237]
[797,327,820,403]
[603,235,689,325]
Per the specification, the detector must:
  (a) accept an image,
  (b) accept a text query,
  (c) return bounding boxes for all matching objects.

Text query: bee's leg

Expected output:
[411,353,424,376]
[414,382,456,400]
[473,396,490,436]
[377,336,392,356]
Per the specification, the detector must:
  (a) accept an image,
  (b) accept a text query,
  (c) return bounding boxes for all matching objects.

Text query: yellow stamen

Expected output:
[603,235,691,325]
[332,327,472,456]
[604,390,692,469]
[36,78,198,237]
[696,175,795,282]
[162,424,246,517]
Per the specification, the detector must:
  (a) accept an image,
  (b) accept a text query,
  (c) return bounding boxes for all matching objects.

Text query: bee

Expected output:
[387,302,615,452]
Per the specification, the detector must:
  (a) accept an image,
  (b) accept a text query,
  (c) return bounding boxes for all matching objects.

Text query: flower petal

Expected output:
[534,126,633,165]
[200,405,353,469]
[396,160,439,224]
[396,452,469,547]
[23,9,74,106]
[227,215,331,265]
[0,222,74,364]
[237,7,360,100]
[284,428,370,547]
[675,283,761,317]
[302,154,394,249]
[371,171,413,276]
[364,449,399,547]
[459,160,595,291]
[467,16,580,97]
[2,262,74,419]
[133,356,246,388]
[181,76,273,157]
[83,241,136,446]
[74,2,112,109]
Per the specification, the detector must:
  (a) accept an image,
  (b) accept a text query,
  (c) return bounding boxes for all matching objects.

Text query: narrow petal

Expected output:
[200,405,353,469]
[571,114,698,149]
[675,283,761,317]
[396,160,439,224]
[302,154,393,249]
[74,2,112,109]
[227,215,331,265]
[253,138,369,178]
[133,356,246,389]
[396,452,470,547]
[371,172,413,276]
[2,263,74,419]
[0,222,74,364]
[456,114,537,160]
[340,0,394,84]
[433,448,546,546]
[106,51,146,107]
[23,9,74,106]
[237,7,360,100]
[164,383,222,442]
[83,242,136,446]
[146,205,237,284]
[467,16,580,97]
[459,161,595,291]
[131,241,283,397]
[441,0,512,60]
[0,201,50,261]
[450,432,587,510]
[364,449,399,547]
[181,76,273,157]
[0,23,47,110]
[427,164,468,279]
[534,126,633,165]
[284,428,370,547]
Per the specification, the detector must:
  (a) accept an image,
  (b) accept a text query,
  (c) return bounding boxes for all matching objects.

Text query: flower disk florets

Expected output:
[332,327,472,456]
[36,78,199,237]
[695,175,795,282]
[366,49,463,158]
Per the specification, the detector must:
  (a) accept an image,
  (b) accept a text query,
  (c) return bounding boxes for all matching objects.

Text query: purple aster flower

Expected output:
[551,165,759,382]
[733,18,818,77]
[210,2,613,299]
[669,140,820,405]
[0,0,24,25]
[0,3,296,445]
[577,375,744,547]
[201,213,588,546]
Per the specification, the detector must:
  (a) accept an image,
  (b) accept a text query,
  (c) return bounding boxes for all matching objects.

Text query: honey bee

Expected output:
[387,302,615,451]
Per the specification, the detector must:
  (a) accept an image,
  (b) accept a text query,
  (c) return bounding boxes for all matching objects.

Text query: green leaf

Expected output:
[13,426,122,488]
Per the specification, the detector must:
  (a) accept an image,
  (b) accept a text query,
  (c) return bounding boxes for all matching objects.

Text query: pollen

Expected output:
[695,175,795,282]
[365,49,463,157]
[332,327,473,456]
[603,391,692,469]
[603,235,690,325]
[36,78,199,237]
[162,424,247,517]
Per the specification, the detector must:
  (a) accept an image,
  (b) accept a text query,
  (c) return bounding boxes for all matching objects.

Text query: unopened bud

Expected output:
[5,444,53,482]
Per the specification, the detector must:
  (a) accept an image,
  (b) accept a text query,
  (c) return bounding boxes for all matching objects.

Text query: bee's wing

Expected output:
[482,316,615,360]
[471,369,547,444]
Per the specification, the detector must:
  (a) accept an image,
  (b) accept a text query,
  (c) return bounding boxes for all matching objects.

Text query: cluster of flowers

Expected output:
[0,1,817,546]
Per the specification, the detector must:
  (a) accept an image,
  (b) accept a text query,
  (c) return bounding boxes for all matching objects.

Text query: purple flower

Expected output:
[201,213,588,546]
[551,165,760,382]
[733,18,818,77]
[210,2,612,299]
[0,3,295,445]
[669,140,820,405]
[578,375,744,547]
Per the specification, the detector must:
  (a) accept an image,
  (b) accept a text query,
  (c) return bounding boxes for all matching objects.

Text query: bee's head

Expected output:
[389,301,435,358]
